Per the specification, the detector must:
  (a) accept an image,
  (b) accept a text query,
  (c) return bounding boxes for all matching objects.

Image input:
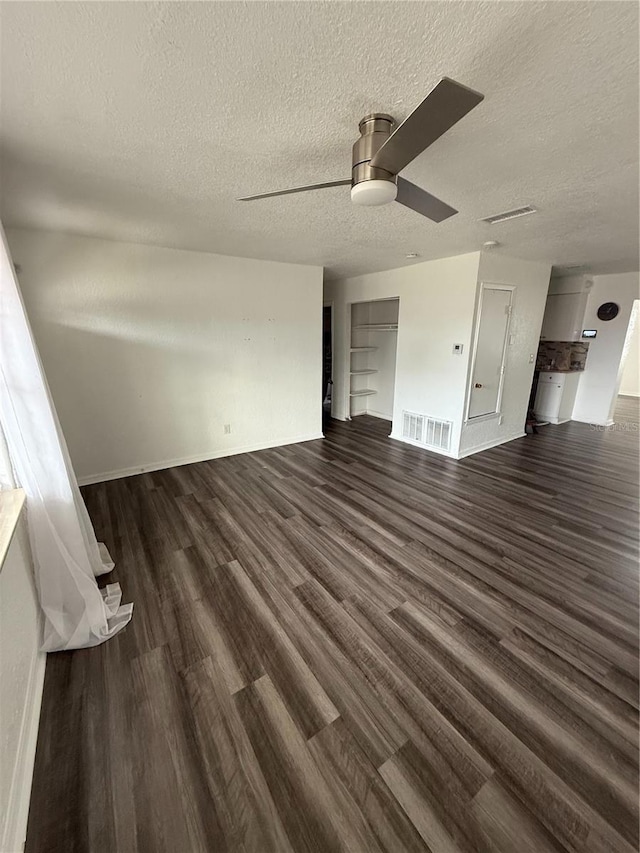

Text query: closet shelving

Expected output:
[349,298,399,419]
[353,324,398,332]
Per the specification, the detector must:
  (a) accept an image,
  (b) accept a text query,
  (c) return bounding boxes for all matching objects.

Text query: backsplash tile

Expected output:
[536,340,589,371]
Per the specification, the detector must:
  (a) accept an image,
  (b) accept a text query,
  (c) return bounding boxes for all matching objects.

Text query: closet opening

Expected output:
[349,297,399,426]
[323,304,333,426]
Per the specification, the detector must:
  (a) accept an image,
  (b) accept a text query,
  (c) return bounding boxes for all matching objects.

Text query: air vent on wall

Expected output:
[402,412,452,452]
[480,205,537,224]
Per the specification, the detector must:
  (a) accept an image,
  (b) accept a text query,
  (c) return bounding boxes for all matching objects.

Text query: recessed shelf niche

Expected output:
[349,298,399,420]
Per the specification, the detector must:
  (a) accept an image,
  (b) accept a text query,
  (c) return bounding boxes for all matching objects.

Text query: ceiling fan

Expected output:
[237,77,483,223]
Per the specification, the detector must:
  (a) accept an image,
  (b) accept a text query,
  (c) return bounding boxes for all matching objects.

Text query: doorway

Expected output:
[467,285,513,419]
[322,304,333,423]
[611,298,639,424]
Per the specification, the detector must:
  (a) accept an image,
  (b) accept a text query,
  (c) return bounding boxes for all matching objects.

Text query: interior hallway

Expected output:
[25,413,639,853]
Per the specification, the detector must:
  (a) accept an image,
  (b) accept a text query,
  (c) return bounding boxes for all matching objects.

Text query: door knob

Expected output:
[474,383,483,388]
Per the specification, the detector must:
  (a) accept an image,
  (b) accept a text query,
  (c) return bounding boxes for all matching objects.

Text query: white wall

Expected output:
[368,330,398,420]
[619,301,640,396]
[325,252,482,456]
[7,229,323,484]
[572,272,640,424]
[459,253,551,456]
[548,274,588,296]
[326,251,550,459]
[0,510,46,853]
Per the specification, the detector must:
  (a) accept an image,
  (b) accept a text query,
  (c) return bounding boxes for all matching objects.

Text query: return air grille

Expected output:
[480,205,537,224]
[402,412,452,451]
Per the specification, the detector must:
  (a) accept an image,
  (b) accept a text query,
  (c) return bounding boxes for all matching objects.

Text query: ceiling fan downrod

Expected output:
[351,114,398,206]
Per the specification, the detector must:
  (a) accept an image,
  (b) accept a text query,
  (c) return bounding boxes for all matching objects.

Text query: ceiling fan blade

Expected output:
[396,177,457,223]
[371,78,484,176]
[237,179,351,201]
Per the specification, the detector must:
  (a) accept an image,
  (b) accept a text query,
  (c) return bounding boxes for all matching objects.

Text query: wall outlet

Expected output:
[529,353,535,363]
[452,343,464,355]
[224,424,231,434]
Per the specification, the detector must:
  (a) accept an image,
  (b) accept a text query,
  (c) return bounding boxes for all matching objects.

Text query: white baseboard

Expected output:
[77,432,325,486]
[2,650,46,853]
[388,432,456,458]
[572,418,615,427]
[365,410,393,421]
[456,432,526,459]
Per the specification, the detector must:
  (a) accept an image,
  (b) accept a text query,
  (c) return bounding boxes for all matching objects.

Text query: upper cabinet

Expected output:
[540,291,588,341]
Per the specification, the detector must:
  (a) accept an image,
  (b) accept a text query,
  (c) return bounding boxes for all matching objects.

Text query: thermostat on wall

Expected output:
[582,329,597,339]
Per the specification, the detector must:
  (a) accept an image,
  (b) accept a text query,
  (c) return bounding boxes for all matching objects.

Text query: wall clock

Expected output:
[596,302,619,321]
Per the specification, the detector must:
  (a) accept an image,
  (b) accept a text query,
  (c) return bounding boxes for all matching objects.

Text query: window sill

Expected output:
[0,489,26,573]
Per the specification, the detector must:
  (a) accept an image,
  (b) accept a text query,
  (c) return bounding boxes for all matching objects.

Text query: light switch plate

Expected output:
[453,343,464,355]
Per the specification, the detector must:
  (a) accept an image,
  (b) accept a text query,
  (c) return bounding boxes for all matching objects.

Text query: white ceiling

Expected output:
[1,1,638,279]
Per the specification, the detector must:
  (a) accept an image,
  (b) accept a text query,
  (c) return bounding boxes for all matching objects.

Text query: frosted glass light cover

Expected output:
[350,180,398,206]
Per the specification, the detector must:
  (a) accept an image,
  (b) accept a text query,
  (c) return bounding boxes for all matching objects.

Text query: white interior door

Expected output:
[468,286,513,419]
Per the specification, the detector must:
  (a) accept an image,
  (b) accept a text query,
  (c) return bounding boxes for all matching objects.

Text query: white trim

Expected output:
[1,644,46,853]
[463,411,501,426]
[389,432,456,458]
[76,432,325,486]
[456,431,526,459]
[572,418,616,427]
[366,409,393,421]
[464,282,516,422]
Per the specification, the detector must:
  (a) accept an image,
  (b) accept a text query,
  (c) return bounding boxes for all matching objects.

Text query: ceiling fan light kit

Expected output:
[238,77,484,223]
[351,180,398,206]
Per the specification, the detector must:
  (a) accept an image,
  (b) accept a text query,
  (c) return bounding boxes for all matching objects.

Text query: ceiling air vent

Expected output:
[402,412,452,452]
[480,205,537,224]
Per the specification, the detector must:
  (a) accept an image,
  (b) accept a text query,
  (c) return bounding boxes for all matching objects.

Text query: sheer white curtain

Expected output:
[0,224,132,651]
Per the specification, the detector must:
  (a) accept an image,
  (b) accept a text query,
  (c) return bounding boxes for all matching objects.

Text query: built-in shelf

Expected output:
[350,369,378,375]
[353,324,398,331]
[349,389,377,397]
[350,347,378,353]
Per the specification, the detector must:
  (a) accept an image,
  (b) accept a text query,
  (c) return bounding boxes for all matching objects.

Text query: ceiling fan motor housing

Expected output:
[351,114,398,205]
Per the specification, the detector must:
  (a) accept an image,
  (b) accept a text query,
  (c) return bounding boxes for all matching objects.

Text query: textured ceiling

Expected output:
[1,1,638,279]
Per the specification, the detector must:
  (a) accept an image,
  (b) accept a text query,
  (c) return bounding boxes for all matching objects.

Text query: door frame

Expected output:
[322,300,334,418]
[464,282,516,423]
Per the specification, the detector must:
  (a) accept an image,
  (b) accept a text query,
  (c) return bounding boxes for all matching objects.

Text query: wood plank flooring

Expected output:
[26,404,639,853]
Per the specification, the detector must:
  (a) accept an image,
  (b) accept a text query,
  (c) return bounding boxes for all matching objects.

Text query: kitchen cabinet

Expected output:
[534,372,581,424]
[540,292,588,342]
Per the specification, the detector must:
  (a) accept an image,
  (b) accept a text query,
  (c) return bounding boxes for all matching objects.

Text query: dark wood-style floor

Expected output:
[26,400,639,853]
